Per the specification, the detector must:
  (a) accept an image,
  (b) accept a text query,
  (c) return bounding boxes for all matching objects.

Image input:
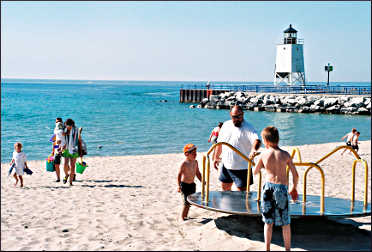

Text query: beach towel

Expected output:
[8,162,15,176]
[66,126,79,155]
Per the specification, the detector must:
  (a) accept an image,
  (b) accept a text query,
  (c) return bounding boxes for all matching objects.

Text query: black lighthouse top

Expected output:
[283,24,297,44]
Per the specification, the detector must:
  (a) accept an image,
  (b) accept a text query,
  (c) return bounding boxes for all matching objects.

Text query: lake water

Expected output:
[1,79,370,162]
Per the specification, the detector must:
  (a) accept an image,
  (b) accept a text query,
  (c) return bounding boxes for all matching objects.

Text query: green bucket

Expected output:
[46,160,55,172]
[76,161,88,174]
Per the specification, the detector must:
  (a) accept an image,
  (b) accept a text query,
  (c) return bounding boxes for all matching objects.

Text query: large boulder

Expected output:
[250,97,259,105]
[219,92,230,99]
[364,97,371,105]
[296,96,308,106]
[286,98,297,106]
[263,97,274,105]
[326,105,341,114]
[323,97,338,108]
[235,96,246,103]
[209,95,220,105]
[200,98,209,106]
[348,97,365,108]
[340,107,357,113]
[314,99,324,107]
[310,104,322,112]
[357,107,369,115]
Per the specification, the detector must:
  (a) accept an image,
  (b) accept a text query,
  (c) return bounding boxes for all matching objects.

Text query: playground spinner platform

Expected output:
[187,143,371,218]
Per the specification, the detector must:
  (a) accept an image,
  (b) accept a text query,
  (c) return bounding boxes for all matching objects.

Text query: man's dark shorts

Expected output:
[346,141,352,146]
[54,153,62,165]
[261,182,290,226]
[218,163,253,188]
[180,182,196,206]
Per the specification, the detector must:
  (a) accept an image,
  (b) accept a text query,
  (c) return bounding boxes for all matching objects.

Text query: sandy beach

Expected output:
[1,140,371,251]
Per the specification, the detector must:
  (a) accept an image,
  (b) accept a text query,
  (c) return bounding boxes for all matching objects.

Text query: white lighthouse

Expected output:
[274,24,305,86]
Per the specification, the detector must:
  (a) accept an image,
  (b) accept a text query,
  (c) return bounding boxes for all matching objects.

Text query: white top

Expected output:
[12,151,27,175]
[217,120,259,170]
[55,129,66,147]
[346,132,354,142]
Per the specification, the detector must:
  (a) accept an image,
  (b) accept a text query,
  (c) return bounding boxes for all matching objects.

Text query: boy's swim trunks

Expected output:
[180,182,196,206]
[261,182,290,226]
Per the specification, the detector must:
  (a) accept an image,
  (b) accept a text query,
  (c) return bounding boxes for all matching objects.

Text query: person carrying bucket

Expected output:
[62,119,82,186]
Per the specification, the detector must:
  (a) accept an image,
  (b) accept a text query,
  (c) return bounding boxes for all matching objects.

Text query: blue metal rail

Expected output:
[180,84,371,95]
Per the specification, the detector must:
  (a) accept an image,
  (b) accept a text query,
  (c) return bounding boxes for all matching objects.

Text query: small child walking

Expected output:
[177,144,202,221]
[10,142,29,188]
[254,126,299,251]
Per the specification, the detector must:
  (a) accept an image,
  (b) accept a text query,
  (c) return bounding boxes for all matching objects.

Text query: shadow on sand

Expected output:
[214,215,371,250]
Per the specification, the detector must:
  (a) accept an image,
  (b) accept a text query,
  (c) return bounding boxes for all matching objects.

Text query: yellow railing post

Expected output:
[257,172,262,201]
[247,160,252,193]
[206,156,211,203]
[202,155,206,200]
[351,159,369,209]
[302,163,325,214]
[363,160,369,209]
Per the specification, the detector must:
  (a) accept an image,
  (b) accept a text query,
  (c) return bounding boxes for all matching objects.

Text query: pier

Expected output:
[179,83,371,103]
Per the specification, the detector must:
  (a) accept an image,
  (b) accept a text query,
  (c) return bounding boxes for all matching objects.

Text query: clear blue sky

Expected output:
[1,1,371,82]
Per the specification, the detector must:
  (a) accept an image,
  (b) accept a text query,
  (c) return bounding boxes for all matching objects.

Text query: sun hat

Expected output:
[183,143,197,153]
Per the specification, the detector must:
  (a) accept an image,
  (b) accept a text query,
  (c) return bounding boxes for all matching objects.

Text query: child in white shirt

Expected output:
[10,142,28,187]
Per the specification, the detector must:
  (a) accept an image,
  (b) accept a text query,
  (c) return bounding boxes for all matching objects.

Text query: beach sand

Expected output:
[1,141,371,251]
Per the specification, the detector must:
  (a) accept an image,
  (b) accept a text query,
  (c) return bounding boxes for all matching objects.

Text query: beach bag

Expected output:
[79,139,87,156]
[46,155,55,172]
[75,160,88,174]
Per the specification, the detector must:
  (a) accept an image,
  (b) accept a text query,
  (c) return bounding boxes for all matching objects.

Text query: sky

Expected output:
[1,1,371,82]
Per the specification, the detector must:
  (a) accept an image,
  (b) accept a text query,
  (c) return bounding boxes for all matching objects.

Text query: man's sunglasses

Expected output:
[231,114,243,119]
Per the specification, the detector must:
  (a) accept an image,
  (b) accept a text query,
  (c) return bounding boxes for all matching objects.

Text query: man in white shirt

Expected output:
[213,105,261,191]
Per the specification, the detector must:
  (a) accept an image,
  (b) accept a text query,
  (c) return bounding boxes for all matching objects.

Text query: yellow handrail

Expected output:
[315,145,361,164]
[291,147,302,163]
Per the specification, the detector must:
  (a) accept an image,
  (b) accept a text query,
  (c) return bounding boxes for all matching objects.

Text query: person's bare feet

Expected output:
[20,184,23,188]
[14,180,18,187]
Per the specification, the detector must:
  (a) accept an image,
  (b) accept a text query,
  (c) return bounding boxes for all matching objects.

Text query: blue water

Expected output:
[1,79,371,162]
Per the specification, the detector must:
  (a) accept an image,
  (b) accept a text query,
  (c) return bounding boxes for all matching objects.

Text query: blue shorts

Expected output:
[218,163,253,188]
[261,182,290,226]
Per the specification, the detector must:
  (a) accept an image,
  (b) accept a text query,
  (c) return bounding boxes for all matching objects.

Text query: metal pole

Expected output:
[327,70,330,86]
[327,63,330,86]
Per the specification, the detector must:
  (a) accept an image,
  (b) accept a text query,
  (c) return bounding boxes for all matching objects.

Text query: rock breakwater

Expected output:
[195,92,371,115]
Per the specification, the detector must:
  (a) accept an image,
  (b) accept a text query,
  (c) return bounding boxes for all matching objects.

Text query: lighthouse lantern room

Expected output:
[274,24,305,86]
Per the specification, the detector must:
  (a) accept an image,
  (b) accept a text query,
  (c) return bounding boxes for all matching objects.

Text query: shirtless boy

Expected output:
[254,126,299,251]
[341,128,357,155]
[177,144,202,221]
